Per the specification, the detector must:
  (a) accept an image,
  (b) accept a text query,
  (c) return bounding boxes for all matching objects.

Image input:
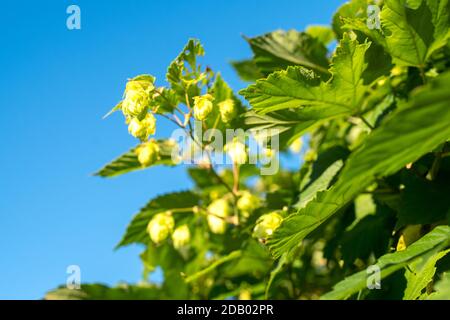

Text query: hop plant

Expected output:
[218,99,237,123]
[253,212,283,241]
[122,76,155,118]
[147,212,175,244]
[135,139,160,167]
[237,191,261,218]
[289,138,303,153]
[193,94,213,121]
[128,113,156,141]
[207,199,232,234]
[172,225,191,249]
[224,138,248,165]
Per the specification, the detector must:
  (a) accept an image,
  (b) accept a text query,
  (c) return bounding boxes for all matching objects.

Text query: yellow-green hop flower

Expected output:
[122,78,154,118]
[172,225,191,249]
[237,191,261,216]
[289,138,303,153]
[193,94,213,121]
[147,212,175,244]
[224,138,247,165]
[135,139,160,167]
[218,99,237,123]
[253,212,283,241]
[128,113,156,141]
[207,199,231,234]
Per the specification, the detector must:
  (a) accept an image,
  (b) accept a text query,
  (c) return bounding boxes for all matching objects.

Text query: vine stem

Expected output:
[232,162,240,194]
[182,92,237,198]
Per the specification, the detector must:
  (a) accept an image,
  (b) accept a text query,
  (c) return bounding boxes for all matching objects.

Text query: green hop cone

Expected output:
[172,225,191,249]
[147,212,175,244]
[135,139,160,167]
[289,138,303,153]
[128,113,156,141]
[122,76,155,118]
[237,191,261,217]
[224,138,248,165]
[253,212,283,241]
[218,99,237,123]
[193,94,213,121]
[207,199,232,234]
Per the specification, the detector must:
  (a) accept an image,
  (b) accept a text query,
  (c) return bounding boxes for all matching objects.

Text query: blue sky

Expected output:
[0,0,345,299]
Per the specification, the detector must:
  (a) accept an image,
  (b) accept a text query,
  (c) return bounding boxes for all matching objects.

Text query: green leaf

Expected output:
[321,226,450,300]
[166,39,204,101]
[153,87,178,114]
[332,0,369,39]
[240,34,370,118]
[340,205,395,265]
[245,30,330,76]
[427,272,450,299]
[397,172,450,227]
[243,110,318,148]
[265,252,291,299]
[117,191,200,248]
[231,59,264,82]
[294,160,344,210]
[221,240,272,278]
[305,25,335,45]
[94,140,177,178]
[268,72,450,258]
[403,249,450,300]
[45,283,161,300]
[184,250,242,283]
[381,0,450,67]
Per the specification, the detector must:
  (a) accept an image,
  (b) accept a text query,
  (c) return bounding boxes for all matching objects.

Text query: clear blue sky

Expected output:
[0,0,345,299]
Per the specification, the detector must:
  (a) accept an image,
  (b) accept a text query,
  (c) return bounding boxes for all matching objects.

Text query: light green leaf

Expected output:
[381,0,450,67]
[245,29,330,76]
[265,252,290,299]
[321,226,450,300]
[268,72,450,258]
[306,25,335,45]
[94,140,177,178]
[427,273,450,300]
[294,160,344,210]
[332,0,369,39]
[117,191,200,248]
[166,39,204,101]
[404,249,450,300]
[240,34,370,118]
[244,110,318,148]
